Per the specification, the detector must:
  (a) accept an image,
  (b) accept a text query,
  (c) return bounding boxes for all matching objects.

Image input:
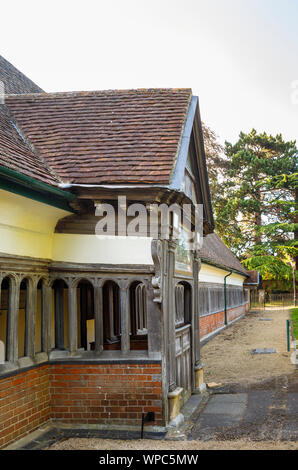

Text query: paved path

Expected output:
[185,307,298,442]
[188,370,298,441]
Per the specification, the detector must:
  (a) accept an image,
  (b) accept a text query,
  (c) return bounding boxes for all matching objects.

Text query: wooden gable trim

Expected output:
[170,96,198,191]
[169,96,214,233]
[192,100,214,233]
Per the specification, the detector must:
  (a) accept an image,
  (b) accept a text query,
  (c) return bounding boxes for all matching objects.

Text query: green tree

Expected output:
[202,123,226,204]
[214,129,298,288]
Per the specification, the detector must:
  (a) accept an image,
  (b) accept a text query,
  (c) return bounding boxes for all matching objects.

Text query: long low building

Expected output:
[0,55,250,448]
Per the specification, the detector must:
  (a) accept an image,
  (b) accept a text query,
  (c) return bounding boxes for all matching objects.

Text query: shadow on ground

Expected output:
[187,371,298,442]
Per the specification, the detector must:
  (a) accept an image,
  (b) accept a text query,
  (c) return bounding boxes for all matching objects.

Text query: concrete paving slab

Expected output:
[201,402,246,418]
[210,393,248,404]
[251,348,276,354]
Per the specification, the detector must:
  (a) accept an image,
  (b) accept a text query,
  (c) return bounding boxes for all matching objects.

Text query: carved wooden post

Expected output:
[54,280,65,350]
[167,239,177,393]
[108,284,117,341]
[68,280,78,354]
[193,251,204,391]
[119,280,129,355]
[149,240,164,358]
[94,280,104,352]
[43,280,52,353]
[26,277,37,357]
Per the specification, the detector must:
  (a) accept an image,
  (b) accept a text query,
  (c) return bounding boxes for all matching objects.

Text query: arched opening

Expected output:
[129,281,148,351]
[77,280,95,351]
[102,281,120,350]
[18,278,29,358]
[175,282,192,328]
[51,279,69,351]
[36,279,45,354]
[0,277,11,363]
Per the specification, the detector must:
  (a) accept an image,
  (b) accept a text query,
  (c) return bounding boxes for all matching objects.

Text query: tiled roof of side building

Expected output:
[0,55,44,94]
[0,105,59,185]
[200,232,248,276]
[5,89,192,185]
[0,56,58,185]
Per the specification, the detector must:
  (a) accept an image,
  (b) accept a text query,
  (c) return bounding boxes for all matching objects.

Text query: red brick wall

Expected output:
[200,303,247,339]
[0,365,50,449]
[49,363,163,427]
[0,362,162,449]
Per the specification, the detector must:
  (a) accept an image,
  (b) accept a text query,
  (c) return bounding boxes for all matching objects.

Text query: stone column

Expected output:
[94,281,104,352]
[68,282,78,354]
[120,281,129,355]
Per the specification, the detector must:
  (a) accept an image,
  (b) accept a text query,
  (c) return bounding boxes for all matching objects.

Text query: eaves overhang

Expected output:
[0,164,76,212]
[200,257,249,278]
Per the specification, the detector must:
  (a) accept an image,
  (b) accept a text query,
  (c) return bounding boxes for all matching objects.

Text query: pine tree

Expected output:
[213,129,298,289]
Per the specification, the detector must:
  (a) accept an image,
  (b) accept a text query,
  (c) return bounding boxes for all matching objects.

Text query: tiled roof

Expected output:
[0,55,44,94]
[200,232,248,276]
[0,56,57,185]
[0,105,58,185]
[5,89,192,185]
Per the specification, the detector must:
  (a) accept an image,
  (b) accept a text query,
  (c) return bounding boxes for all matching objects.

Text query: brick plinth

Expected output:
[49,363,163,427]
[0,361,162,449]
[200,303,247,339]
[0,365,50,449]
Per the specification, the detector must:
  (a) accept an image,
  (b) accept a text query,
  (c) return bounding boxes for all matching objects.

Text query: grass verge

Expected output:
[290,307,298,340]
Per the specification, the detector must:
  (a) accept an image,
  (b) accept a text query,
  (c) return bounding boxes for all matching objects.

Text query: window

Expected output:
[129,282,148,351]
[35,279,45,354]
[52,280,69,350]
[77,280,95,351]
[103,281,121,350]
[175,282,191,327]
[18,279,29,358]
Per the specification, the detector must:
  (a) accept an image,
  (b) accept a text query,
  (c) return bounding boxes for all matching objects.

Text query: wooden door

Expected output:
[175,324,192,405]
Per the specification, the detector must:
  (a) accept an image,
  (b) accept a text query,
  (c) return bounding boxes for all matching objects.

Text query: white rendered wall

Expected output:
[52,234,153,265]
[0,189,70,259]
[199,263,245,286]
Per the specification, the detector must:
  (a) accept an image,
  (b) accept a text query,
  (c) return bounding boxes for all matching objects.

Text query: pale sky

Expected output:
[1,0,298,145]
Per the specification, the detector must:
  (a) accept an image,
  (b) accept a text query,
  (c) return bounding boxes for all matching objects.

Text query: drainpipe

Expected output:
[224,271,233,325]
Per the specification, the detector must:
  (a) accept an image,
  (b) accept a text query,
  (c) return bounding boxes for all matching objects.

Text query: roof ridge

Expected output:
[0,55,44,94]
[5,88,193,100]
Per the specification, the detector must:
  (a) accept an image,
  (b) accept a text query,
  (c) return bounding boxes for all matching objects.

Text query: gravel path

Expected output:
[201,307,294,386]
[49,437,296,450]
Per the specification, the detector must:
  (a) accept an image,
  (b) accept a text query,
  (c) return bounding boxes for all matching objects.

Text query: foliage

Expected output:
[202,123,226,203]
[207,128,298,288]
[291,308,298,339]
